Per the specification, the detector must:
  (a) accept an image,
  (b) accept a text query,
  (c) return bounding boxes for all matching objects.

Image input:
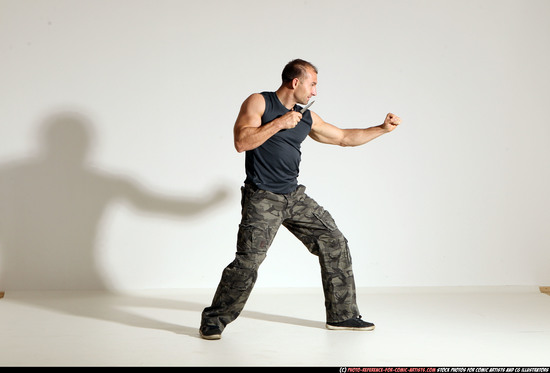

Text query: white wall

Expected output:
[1,0,549,290]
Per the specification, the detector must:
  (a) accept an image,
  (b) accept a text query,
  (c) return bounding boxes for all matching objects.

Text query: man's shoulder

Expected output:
[248,92,274,103]
[243,92,267,108]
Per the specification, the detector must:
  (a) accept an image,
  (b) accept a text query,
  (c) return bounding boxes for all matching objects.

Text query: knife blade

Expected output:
[300,100,315,114]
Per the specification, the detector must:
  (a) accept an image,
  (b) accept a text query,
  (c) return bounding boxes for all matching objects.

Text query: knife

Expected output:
[300,100,315,114]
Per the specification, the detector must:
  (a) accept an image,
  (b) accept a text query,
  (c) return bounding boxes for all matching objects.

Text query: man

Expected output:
[200,59,401,340]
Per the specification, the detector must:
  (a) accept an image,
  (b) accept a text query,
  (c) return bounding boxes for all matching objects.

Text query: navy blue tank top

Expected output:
[244,91,313,194]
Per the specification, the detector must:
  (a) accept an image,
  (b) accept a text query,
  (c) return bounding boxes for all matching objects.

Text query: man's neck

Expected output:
[275,87,297,110]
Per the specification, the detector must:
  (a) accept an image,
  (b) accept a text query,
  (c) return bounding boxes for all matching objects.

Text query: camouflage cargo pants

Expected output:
[201,184,360,331]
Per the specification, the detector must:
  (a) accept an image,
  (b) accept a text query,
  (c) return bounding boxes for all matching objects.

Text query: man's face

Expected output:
[295,68,317,105]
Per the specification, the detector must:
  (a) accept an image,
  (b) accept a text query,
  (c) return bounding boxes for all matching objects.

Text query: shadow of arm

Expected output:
[116,179,229,216]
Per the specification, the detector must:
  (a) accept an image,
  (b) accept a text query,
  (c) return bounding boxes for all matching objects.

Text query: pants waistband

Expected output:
[244,182,305,197]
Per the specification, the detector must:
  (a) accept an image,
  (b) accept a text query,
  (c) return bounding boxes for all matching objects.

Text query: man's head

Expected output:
[282,59,318,84]
[281,59,318,105]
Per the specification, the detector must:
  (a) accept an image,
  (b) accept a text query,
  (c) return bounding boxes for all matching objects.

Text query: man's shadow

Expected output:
[0,111,228,291]
[0,111,324,337]
[0,111,233,337]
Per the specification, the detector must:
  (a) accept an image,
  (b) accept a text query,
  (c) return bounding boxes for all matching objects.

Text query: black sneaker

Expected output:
[326,315,375,331]
[199,325,222,340]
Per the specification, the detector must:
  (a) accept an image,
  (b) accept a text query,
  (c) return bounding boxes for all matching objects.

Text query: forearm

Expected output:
[340,125,388,147]
[234,120,283,153]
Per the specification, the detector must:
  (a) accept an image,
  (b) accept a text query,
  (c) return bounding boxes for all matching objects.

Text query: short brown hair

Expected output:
[281,59,318,83]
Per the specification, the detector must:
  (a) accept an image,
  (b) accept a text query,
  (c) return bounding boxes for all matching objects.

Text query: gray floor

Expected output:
[1,287,549,367]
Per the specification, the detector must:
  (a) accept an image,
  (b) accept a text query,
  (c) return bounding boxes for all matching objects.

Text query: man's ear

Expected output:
[291,77,300,89]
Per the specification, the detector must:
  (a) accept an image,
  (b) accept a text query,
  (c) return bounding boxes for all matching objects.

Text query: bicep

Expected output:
[234,94,264,133]
[233,94,268,152]
[309,111,345,146]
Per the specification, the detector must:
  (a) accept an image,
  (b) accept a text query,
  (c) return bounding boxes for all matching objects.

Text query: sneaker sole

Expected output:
[200,331,222,340]
[325,324,375,331]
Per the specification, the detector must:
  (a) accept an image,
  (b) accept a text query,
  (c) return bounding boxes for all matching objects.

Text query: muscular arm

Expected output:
[309,111,401,147]
[233,94,303,153]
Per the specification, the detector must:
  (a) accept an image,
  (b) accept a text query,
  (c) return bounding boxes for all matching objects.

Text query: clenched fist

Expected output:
[381,113,401,132]
[276,111,303,130]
